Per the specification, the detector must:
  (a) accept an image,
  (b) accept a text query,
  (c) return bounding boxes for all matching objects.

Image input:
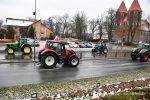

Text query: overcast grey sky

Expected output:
[0,0,150,23]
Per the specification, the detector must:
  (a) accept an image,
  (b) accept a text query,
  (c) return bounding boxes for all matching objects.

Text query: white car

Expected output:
[69,43,79,48]
[26,38,40,47]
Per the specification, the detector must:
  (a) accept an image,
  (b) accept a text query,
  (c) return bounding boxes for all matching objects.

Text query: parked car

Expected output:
[84,43,92,48]
[26,38,40,47]
[79,43,86,48]
[69,43,79,48]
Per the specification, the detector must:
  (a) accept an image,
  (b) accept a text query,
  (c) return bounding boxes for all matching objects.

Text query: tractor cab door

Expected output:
[49,42,63,56]
[18,38,27,47]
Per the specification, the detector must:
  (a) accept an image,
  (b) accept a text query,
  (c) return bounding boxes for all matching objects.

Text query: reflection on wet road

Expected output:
[0,57,149,87]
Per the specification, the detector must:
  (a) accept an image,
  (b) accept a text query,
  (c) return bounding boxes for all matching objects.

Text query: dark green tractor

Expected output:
[92,43,108,54]
[131,43,150,62]
[5,38,32,55]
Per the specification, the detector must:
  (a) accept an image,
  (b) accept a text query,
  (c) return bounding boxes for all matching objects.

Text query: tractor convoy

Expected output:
[4,37,150,68]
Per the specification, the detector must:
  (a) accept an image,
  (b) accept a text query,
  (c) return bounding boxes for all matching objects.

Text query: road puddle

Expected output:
[5,55,32,60]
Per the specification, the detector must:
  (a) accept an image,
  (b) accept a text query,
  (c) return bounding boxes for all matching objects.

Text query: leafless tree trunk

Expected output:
[89,19,97,34]
[72,11,87,39]
[61,13,69,35]
[0,20,3,28]
[104,8,116,41]
[127,11,142,43]
[97,15,104,40]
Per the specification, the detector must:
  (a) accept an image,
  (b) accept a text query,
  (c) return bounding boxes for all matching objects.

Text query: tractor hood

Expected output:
[6,42,18,47]
[66,48,76,55]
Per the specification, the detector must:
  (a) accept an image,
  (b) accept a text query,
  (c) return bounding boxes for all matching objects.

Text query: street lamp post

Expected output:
[33,0,36,62]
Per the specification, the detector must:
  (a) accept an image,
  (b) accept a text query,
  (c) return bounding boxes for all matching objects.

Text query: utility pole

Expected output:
[33,0,36,62]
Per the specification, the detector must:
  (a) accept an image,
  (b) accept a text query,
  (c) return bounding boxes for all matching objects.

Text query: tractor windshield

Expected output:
[137,43,150,49]
[137,43,144,49]
[45,41,62,54]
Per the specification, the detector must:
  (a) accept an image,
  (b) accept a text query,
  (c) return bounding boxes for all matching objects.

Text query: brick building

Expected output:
[115,0,147,43]
[6,18,53,40]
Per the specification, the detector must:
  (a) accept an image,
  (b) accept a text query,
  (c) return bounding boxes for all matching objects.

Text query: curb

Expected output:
[0,57,131,64]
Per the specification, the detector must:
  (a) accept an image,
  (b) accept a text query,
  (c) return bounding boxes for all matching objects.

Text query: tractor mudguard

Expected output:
[40,50,59,61]
[68,54,78,60]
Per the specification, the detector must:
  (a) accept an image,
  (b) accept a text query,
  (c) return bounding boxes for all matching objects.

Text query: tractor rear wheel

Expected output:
[7,47,15,55]
[22,46,32,55]
[140,52,149,62]
[41,53,57,68]
[69,55,79,67]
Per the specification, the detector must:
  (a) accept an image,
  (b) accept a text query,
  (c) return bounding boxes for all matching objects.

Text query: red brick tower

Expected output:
[127,0,142,42]
[115,1,128,41]
[115,0,142,42]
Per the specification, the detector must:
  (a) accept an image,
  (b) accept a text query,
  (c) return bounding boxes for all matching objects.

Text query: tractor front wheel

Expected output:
[22,46,32,55]
[131,52,137,61]
[7,47,15,55]
[103,48,108,54]
[69,55,79,67]
[41,54,57,68]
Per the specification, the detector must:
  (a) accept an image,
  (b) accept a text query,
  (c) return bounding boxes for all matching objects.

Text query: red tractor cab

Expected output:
[38,40,80,68]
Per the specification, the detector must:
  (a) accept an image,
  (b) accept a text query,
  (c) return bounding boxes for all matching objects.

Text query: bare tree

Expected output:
[0,28,7,39]
[0,20,3,28]
[72,11,87,39]
[50,16,62,36]
[61,13,70,34]
[89,19,97,34]
[104,8,116,41]
[127,11,142,43]
[97,15,104,40]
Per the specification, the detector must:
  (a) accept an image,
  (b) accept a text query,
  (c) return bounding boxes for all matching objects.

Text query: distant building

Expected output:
[6,18,53,40]
[139,20,150,43]
[29,20,53,39]
[115,0,146,43]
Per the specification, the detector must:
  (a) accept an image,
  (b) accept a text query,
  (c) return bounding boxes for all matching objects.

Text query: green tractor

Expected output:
[131,43,150,62]
[5,38,32,55]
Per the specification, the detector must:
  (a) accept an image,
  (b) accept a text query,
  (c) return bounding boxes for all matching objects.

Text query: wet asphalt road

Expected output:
[0,52,150,87]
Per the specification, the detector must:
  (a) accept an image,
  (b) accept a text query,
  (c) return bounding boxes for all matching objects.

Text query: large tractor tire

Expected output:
[41,53,57,68]
[22,45,32,55]
[103,48,108,54]
[7,47,15,55]
[92,49,96,53]
[69,55,79,67]
[140,52,149,62]
[131,52,137,61]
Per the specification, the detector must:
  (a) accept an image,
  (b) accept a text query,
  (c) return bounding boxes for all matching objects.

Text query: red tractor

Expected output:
[38,39,80,68]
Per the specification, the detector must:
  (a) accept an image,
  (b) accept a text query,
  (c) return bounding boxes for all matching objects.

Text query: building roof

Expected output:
[140,20,150,31]
[30,20,53,33]
[129,0,142,11]
[117,1,127,13]
[6,18,34,27]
